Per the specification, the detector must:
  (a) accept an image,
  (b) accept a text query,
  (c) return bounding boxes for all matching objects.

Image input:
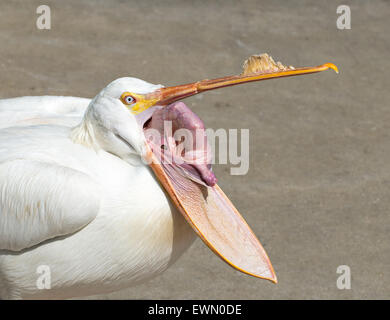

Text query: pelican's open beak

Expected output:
[142,54,338,283]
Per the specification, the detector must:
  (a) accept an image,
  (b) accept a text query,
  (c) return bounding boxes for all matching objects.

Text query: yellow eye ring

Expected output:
[120,92,136,105]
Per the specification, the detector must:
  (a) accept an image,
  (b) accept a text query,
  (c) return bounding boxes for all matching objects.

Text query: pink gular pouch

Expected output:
[145,102,217,187]
[143,102,276,282]
[139,53,338,282]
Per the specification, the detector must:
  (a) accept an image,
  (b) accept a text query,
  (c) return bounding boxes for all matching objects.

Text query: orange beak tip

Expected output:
[324,62,339,74]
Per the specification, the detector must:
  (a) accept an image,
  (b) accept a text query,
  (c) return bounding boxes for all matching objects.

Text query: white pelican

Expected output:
[0,54,337,299]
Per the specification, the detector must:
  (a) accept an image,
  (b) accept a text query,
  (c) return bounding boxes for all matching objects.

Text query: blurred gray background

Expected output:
[0,0,388,299]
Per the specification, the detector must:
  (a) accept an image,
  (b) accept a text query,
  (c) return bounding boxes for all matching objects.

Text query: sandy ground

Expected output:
[0,0,388,299]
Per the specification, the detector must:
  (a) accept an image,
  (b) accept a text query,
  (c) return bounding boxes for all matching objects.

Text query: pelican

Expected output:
[0,54,337,299]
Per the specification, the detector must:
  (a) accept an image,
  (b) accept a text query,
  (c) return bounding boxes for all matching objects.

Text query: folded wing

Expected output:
[0,159,100,251]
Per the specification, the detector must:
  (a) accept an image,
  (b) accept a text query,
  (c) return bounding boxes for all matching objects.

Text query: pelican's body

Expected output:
[0,95,195,299]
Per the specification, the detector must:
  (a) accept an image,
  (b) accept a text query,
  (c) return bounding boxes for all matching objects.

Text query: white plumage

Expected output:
[0,79,195,299]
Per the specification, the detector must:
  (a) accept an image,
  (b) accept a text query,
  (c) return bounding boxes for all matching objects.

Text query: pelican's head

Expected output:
[82,55,337,164]
[75,77,162,160]
[76,54,338,282]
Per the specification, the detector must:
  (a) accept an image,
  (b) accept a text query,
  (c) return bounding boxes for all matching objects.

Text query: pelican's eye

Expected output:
[121,93,137,105]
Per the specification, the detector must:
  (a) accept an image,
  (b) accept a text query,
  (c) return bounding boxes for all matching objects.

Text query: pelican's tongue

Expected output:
[143,102,276,282]
[144,102,217,187]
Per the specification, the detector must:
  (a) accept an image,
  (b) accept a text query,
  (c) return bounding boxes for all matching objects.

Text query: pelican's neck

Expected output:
[70,106,100,150]
[70,119,99,149]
